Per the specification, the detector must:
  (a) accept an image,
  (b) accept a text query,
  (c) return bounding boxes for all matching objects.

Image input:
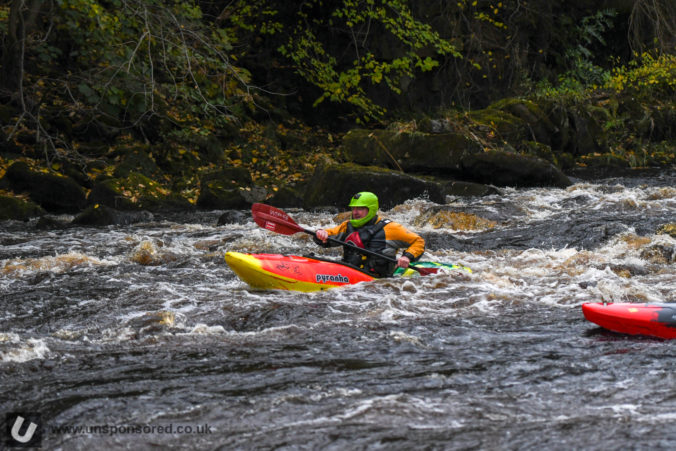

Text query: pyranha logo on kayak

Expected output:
[315,274,349,284]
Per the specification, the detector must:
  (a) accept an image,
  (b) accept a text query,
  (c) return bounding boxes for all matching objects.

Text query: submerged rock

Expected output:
[656,223,676,238]
[414,209,497,231]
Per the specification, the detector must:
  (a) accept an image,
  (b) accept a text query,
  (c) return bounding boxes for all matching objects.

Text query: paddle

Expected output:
[251,203,438,276]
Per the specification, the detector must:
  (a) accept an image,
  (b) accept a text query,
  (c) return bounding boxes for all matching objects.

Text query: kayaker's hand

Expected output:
[316,229,329,243]
[397,255,410,268]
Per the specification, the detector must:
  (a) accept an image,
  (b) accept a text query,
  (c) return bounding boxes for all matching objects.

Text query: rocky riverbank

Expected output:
[1,93,674,226]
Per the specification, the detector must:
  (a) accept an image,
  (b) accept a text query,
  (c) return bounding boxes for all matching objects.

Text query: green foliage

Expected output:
[605,53,676,99]
[560,9,616,88]
[230,0,459,123]
[11,0,252,153]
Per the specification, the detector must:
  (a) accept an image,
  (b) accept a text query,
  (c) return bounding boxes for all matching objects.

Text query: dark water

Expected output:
[1,172,675,450]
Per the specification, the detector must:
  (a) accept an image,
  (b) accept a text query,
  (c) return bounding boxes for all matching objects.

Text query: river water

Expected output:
[1,172,674,450]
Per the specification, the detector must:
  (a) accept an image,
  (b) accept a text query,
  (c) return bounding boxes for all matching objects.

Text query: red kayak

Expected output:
[582,302,676,339]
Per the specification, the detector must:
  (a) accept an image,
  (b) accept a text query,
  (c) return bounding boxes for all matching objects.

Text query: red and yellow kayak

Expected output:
[225,251,471,292]
[582,302,676,339]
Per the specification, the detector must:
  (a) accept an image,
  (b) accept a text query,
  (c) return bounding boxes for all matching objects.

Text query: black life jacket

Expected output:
[341,217,393,276]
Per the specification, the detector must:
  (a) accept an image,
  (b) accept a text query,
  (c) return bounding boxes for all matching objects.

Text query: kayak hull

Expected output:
[225,252,471,292]
[225,252,375,292]
[582,302,676,339]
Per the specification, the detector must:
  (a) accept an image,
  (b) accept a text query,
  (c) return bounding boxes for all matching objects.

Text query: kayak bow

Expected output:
[582,302,676,339]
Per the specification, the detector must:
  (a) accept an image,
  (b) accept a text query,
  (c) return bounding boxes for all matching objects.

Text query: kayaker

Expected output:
[314,192,425,277]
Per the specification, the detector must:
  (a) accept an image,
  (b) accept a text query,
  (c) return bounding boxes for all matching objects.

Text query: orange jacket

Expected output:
[324,216,425,260]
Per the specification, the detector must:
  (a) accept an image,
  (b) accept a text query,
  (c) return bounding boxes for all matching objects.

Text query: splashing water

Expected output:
[1,173,674,449]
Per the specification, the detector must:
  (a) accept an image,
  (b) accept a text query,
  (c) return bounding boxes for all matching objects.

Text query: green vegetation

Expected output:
[0,0,674,212]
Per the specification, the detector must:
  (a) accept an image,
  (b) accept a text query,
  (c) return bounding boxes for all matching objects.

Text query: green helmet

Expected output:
[348,192,378,227]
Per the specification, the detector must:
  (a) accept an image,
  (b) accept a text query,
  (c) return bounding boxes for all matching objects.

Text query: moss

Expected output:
[0,194,46,220]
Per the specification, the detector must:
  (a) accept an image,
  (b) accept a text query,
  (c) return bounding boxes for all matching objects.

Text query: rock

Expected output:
[196,167,256,210]
[656,223,676,238]
[580,153,631,170]
[640,244,675,265]
[72,204,153,226]
[439,180,500,197]
[461,150,572,188]
[89,172,192,211]
[303,162,493,209]
[2,162,87,212]
[197,182,250,210]
[201,167,253,185]
[268,184,306,208]
[413,209,497,231]
[35,215,70,229]
[217,210,249,225]
[341,128,480,174]
[113,147,164,179]
[0,195,45,221]
[492,98,557,146]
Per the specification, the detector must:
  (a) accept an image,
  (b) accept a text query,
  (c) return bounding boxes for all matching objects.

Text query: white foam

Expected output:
[0,336,51,363]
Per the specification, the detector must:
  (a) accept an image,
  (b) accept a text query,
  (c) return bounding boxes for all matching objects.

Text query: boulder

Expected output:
[303,162,494,210]
[461,150,572,188]
[89,172,192,211]
[196,167,261,210]
[197,182,253,210]
[0,195,45,220]
[72,204,153,226]
[341,128,480,174]
[2,162,87,212]
[267,184,307,208]
[113,147,164,179]
[492,98,558,146]
[217,210,249,225]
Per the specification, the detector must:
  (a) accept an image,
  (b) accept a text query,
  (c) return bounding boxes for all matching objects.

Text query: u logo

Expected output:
[5,413,41,447]
[11,416,37,443]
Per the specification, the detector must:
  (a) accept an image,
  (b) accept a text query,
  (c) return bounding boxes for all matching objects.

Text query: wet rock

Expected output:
[72,204,153,226]
[640,245,675,264]
[130,240,177,266]
[342,128,480,174]
[35,215,70,230]
[1,162,87,212]
[89,172,192,211]
[194,239,226,251]
[268,184,306,208]
[126,311,176,337]
[197,167,257,209]
[656,223,676,238]
[217,210,248,225]
[414,209,497,231]
[440,180,500,197]
[197,184,250,210]
[304,162,459,209]
[0,195,45,221]
[461,150,572,188]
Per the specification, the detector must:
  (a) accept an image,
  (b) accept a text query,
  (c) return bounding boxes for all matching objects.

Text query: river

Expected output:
[1,171,674,450]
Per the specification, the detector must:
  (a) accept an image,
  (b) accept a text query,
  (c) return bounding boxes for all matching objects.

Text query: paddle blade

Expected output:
[251,203,304,235]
